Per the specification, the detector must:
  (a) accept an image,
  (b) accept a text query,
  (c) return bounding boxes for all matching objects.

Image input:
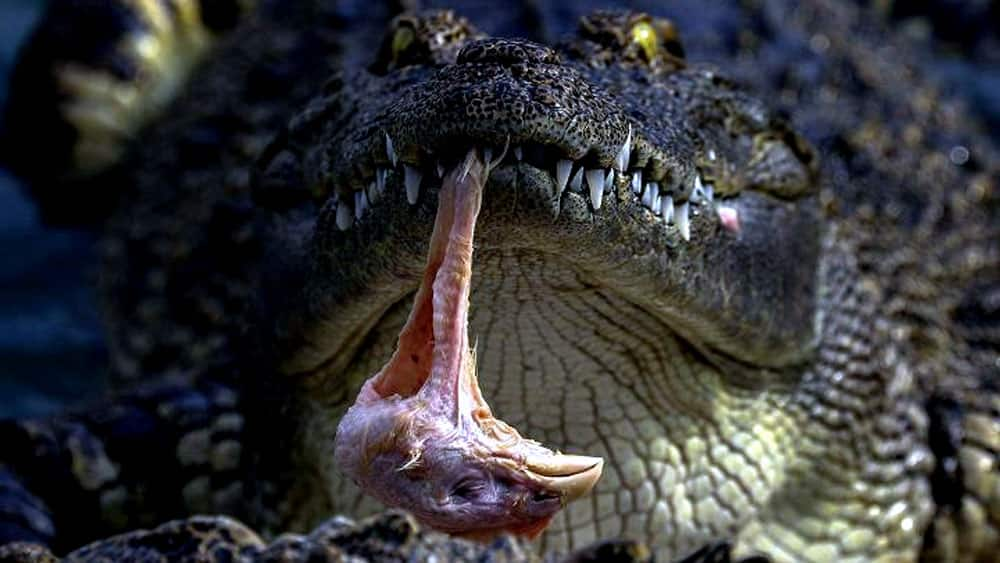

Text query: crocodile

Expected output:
[0,0,998,561]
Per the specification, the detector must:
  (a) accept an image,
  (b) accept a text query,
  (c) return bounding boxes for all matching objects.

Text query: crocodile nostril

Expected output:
[456,38,560,66]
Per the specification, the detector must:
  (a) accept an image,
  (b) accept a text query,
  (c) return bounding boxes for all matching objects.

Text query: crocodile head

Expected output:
[252,8,838,556]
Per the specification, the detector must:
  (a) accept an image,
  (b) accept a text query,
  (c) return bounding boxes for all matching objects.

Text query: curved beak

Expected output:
[522,453,604,502]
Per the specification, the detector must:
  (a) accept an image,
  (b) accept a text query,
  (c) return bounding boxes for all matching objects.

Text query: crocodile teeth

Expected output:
[555,159,573,195]
[367,181,378,205]
[458,156,474,182]
[615,124,632,171]
[376,168,387,195]
[586,169,605,210]
[336,201,352,231]
[642,182,659,209]
[661,195,674,222]
[569,167,584,192]
[604,169,615,192]
[436,162,445,178]
[384,132,398,167]
[355,190,368,220]
[404,165,422,205]
[514,146,523,161]
[631,170,643,194]
[676,201,690,241]
[692,176,709,205]
[691,176,715,204]
[691,176,714,205]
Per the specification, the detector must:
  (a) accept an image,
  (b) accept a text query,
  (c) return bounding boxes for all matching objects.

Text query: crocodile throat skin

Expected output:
[0,2,996,562]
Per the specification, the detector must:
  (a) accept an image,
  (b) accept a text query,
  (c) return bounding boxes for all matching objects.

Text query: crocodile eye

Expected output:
[630,21,658,62]
[371,11,477,74]
[391,25,416,64]
[370,18,421,74]
[629,18,685,62]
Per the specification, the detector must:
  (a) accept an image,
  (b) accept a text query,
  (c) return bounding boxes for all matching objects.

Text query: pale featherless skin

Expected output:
[0,1,997,562]
[333,149,605,540]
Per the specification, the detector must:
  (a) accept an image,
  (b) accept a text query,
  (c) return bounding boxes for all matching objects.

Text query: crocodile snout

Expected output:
[455,38,561,66]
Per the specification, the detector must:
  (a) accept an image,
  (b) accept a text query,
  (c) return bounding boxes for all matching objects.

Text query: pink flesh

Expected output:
[370,152,481,415]
[718,205,741,233]
[335,150,602,539]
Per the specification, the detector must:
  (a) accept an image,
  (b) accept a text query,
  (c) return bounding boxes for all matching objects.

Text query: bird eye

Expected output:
[532,489,560,503]
[629,21,658,62]
[451,478,484,500]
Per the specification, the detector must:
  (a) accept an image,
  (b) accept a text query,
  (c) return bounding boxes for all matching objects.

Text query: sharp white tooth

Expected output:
[586,169,605,210]
[649,183,660,210]
[384,132,397,167]
[360,190,371,219]
[404,165,422,204]
[661,195,674,222]
[569,167,584,192]
[336,201,352,231]
[459,154,474,182]
[691,175,705,203]
[631,170,643,194]
[376,168,387,194]
[354,191,364,220]
[652,195,662,214]
[555,159,573,195]
[705,183,714,203]
[436,162,444,178]
[641,182,653,207]
[367,181,378,204]
[514,146,523,161]
[615,124,632,171]
[604,168,614,191]
[677,201,690,241]
[708,149,716,161]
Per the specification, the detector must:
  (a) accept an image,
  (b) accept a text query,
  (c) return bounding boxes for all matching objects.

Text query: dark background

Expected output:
[0,0,108,418]
[0,0,996,419]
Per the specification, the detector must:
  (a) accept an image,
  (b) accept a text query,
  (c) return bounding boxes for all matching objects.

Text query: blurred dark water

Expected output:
[0,0,996,420]
[0,0,108,419]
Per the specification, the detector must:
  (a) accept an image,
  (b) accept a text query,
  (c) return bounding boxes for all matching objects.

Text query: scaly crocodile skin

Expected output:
[0,1,997,561]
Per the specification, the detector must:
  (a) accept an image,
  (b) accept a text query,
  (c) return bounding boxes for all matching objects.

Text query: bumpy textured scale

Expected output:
[0,0,997,562]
